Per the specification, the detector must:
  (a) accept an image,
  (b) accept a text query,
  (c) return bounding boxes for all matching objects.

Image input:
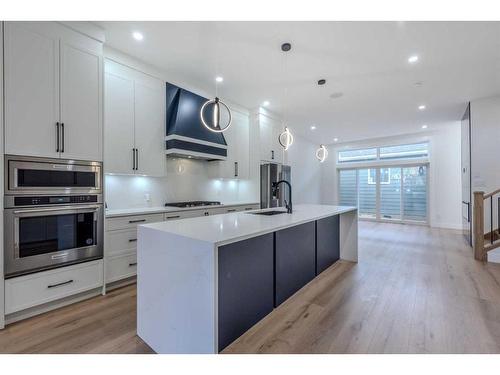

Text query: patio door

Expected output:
[339,164,428,224]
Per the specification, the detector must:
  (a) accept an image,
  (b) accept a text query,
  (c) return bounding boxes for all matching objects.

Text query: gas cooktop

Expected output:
[164,201,222,208]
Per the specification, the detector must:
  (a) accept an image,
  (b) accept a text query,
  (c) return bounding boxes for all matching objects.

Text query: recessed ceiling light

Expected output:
[408,55,419,64]
[262,101,270,107]
[333,138,339,142]
[132,32,144,41]
[422,124,428,129]
[215,76,224,83]
[418,105,426,110]
[310,125,316,130]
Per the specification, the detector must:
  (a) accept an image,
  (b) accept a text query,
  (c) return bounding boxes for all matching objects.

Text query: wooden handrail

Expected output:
[473,188,500,261]
[484,188,500,199]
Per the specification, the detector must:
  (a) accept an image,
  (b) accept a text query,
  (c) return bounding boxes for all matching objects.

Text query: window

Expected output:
[338,142,429,163]
[338,165,427,223]
[339,170,357,206]
[379,143,428,160]
[338,148,377,163]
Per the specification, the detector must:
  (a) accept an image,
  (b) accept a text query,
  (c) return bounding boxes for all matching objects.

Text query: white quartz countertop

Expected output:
[105,201,259,218]
[140,204,357,246]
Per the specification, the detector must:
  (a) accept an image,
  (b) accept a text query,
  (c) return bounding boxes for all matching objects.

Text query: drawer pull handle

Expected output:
[245,207,254,210]
[227,209,236,212]
[129,262,137,267]
[166,215,180,219]
[129,219,146,223]
[128,238,137,242]
[47,279,74,289]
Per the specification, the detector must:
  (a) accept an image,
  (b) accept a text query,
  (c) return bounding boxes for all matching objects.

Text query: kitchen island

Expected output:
[136,204,358,354]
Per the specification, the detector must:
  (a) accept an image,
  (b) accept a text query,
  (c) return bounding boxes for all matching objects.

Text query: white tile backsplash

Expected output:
[105,158,259,210]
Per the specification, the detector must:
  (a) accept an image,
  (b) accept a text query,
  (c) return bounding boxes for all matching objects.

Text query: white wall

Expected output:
[320,123,462,229]
[470,95,500,262]
[284,135,322,204]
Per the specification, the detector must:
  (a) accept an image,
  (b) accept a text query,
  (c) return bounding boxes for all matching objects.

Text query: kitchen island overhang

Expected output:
[137,204,358,354]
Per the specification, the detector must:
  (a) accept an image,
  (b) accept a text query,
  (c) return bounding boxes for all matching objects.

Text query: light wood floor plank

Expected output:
[2,221,500,354]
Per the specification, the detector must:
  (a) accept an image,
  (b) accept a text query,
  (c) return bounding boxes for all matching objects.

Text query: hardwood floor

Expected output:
[0,283,153,354]
[2,221,500,354]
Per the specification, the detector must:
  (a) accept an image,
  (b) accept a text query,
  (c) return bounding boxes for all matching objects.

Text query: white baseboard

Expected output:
[430,222,463,230]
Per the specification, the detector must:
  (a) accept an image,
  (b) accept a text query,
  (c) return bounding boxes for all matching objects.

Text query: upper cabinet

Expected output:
[253,109,284,164]
[3,22,103,161]
[208,109,250,180]
[104,60,166,177]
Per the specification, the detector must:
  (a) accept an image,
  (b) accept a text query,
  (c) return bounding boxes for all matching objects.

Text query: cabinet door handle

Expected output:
[128,262,138,267]
[128,219,146,223]
[227,209,236,212]
[166,215,180,219]
[244,207,254,210]
[47,279,74,289]
[56,122,60,152]
[271,150,274,160]
[234,161,238,177]
[128,238,137,242]
[135,149,139,171]
[132,148,136,170]
[60,123,65,153]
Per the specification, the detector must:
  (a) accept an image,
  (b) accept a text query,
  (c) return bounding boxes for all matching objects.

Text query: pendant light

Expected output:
[278,42,294,150]
[200,97,232,133]
[278,127,294,150]
[316,144,328,163]
[200,25,232,133]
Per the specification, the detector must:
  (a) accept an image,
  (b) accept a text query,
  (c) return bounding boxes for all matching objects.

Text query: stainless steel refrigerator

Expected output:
[260,163,291,209]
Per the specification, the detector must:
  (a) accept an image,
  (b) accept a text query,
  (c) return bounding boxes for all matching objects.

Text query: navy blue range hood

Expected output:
[165,82,227,160]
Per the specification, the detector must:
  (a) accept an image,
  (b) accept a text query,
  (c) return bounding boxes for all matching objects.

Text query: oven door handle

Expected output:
[13,205,101,214]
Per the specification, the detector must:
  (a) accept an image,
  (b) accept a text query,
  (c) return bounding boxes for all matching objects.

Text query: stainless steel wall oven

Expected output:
[4,156,103,278]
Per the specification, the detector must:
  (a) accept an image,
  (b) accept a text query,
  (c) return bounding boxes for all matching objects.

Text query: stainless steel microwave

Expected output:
[5,155,102,196]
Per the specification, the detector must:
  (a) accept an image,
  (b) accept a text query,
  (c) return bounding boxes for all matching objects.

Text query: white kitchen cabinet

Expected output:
[208,109,250,179]
[256,110,284,164]
[4,260,103,314]
[59,41,102,161]
[134,80,166,176]
[104,71,135,174]
[3,22,60,158]
[3,22,103,161]
[104,60,166,176]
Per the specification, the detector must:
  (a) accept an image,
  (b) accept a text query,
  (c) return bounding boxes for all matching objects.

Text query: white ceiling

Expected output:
[96,21,500,143]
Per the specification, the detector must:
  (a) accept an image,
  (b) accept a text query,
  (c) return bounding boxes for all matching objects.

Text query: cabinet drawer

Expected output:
[5,260,103,314]
[105,228,138,257]
[106,213,163,231]
[106,252,137,283]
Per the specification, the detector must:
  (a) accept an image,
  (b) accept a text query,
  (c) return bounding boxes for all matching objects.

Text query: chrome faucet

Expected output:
[272,180,292,214]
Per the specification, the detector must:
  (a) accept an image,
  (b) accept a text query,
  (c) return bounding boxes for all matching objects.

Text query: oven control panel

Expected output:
[14,195,98,207]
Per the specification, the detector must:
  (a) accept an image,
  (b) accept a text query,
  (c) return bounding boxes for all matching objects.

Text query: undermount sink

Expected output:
[247,210,288,216]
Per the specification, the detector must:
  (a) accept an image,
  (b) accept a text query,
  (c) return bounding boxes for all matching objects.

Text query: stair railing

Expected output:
[473,189,500,261]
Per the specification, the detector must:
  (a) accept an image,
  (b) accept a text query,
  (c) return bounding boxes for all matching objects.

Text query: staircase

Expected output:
[473,189,500,261]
